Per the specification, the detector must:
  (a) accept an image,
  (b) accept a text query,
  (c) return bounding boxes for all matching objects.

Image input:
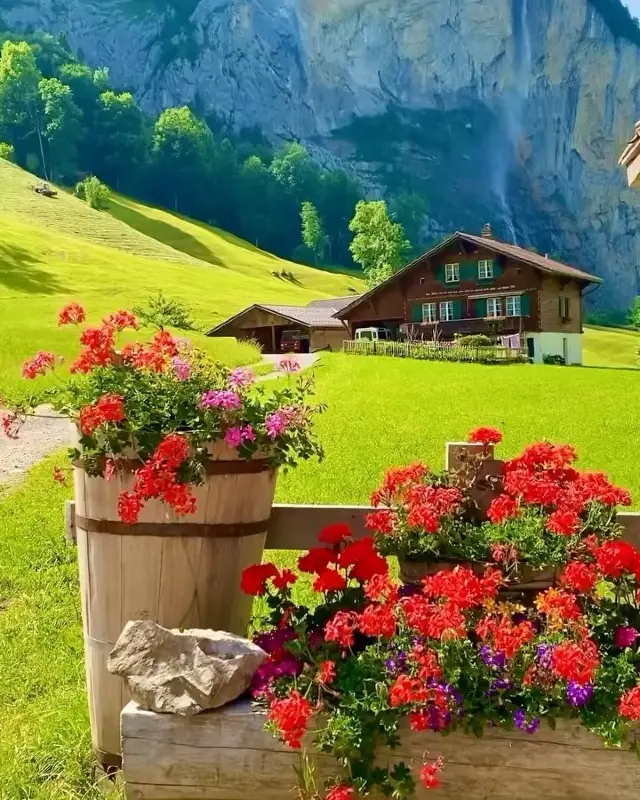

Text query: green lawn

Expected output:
[277,354,640,507]
[0,160,365,403]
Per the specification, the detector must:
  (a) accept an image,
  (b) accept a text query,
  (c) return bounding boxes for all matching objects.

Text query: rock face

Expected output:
[107,620,267,715]
[4,0,640,308]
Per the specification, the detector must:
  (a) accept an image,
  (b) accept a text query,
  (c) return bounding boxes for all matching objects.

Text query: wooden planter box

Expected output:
[121,700,640,800]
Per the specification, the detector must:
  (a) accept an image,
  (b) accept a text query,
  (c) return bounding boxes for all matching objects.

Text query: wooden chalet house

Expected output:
[336,225,602,365]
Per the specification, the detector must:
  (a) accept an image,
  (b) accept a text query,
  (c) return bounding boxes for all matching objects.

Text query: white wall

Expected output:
[525,332,583,366]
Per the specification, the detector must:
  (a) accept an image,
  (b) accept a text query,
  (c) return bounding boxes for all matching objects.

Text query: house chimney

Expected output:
[481,223,493,239]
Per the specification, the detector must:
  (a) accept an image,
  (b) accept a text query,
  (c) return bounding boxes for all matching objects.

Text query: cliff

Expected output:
[3,0,640,308]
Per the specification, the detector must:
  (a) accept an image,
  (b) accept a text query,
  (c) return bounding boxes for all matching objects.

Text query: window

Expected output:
[422,302,437,323]
[506,296,521,317]
[487,297,502,318]
[478,259,494,280]
[445,263,460,283]
[440,301,454,321]
[559,297,570,320]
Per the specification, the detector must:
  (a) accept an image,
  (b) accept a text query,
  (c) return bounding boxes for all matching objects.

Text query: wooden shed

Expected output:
[206,301,353,354]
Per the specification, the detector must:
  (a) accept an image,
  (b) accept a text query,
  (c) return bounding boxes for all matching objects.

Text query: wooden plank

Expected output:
[66,500,640,552]
[121,702,640,800]
[65,498,76,544]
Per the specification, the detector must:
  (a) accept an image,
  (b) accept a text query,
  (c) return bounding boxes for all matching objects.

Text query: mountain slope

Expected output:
[0,160,364,401]
[4,0,640,309]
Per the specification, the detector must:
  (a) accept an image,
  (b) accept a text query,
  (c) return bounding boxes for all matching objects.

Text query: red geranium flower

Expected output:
[468,427,503,446]
[560,561,597,593]
[420,757,444,790]
[316,660,337,685]
[268,689,312,749]
[365,509,396,534]
[325,611,359,648]
[22,350,56,379]
[595,540,640,578]
[349,552,388,582]
[325,784,354,800]
[272,569,297,591]
[547,509,581,536]
[359,603,396,639]
[103,309,138,331]
[117,491,143,525]
[298,547,336,574]
[58,302,86,326]
[318,522,352,545]
[241,563,279,596]
[313,568,347,593]
[487,494,520,524]
[620,686,640,721]
[551,640,600,685]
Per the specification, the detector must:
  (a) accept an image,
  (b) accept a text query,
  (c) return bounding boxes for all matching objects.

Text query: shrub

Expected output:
[74,175,111,210]
[454,334,493,347]
[543,354,566,366]
[133,291,196,332]
[0,142,15,162]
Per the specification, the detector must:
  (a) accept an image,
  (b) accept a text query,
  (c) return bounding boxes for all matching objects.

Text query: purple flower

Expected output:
[171,356,191,381]
[488,678,512,694]
[480,645,506,670]
[229,368,256,389]
[536,644,554,670]
[513,709,540,734]
[614,626,639,649]
[201,390,242,411]
[385,658,398,674]
[567,682,594,707]
[253,627,296,655]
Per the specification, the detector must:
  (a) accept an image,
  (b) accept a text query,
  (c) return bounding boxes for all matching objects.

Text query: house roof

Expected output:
[306,295,361,311]
[619,121,640,167]
[206,303,347,335]
[336,231,602,319]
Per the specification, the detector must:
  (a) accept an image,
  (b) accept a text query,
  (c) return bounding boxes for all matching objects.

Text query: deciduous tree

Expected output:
[349,200,411,285]
[39,77,82,178]
[300,201,328,263]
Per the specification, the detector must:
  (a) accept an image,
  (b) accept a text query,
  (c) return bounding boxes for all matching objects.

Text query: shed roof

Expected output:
[306,295,361,311]
[206,303,347,335]
[336,231,602,319]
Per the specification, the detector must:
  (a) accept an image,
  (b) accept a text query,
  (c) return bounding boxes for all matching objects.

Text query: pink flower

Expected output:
[224,425,256,448]
[614,626,639,648]
[266,411,288,439]
[22,351,56,379]
[278,357,301,374]
[229,368,256,389]
[172,356,191,381]
[201,390,243,411]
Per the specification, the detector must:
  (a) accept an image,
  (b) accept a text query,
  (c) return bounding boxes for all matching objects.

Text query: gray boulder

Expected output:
[108,620,267,715]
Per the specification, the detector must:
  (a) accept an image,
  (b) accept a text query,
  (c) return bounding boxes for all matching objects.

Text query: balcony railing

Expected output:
[418,317,523,337]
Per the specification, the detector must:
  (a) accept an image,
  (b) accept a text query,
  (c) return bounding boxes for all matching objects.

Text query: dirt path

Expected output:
[0,407,74,487]
[0,354,321,487]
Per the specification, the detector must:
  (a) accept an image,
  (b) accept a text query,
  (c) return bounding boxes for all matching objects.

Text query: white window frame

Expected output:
[487,297,502,318]
[506,296,521,317]
[478,259,494,280]
[422,302,437,323]
[440,301,454,322]
[444,263,460,283]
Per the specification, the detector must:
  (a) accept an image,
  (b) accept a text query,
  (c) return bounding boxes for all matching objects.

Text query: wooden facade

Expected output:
[338,233,594,342]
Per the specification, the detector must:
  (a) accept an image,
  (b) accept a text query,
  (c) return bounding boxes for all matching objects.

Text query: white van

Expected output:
[355,327,392,342]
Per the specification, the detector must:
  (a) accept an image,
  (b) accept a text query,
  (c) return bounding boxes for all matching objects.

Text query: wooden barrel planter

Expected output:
[74,442,277,769]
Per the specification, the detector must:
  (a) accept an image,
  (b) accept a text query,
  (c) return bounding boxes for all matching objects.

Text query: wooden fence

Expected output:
[342,339,529,363]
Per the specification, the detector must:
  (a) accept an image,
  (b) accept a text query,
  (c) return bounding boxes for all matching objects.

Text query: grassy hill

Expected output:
[0,160,365,402]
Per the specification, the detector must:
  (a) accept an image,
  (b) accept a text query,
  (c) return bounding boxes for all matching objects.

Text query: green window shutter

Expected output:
[412,303,422,323]
[453,300,463,320]
[435,264,445,283]
[461,262,475,282]
[521,294,531,316]
[476,298,487,318]
[492,259,503,278]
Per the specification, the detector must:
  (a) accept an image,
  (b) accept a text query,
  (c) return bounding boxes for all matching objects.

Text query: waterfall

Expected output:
[492,0,532,244]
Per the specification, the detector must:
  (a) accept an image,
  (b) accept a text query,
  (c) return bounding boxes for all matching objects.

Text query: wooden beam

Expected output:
[270,325,277,354]
[121,701,640,800]
[265,505,640,551]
